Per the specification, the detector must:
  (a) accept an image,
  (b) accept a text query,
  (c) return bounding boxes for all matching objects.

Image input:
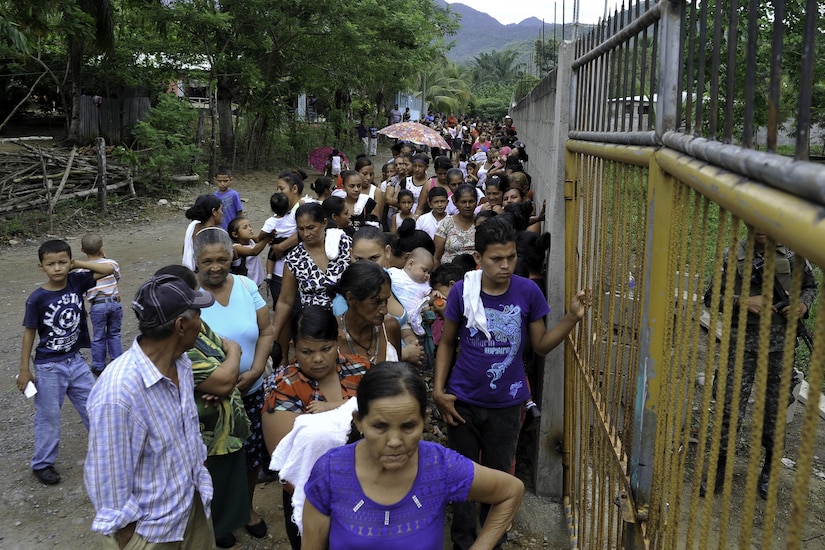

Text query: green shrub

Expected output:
[130,94,203,185]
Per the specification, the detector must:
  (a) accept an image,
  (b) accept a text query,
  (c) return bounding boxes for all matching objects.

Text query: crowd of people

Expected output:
[18,114,598,550]
[17,103,816,548]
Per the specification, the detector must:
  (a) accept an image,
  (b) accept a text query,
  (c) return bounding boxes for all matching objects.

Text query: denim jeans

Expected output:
[89,301,124,372]
[31,352,95,469]
[448,401,522,550]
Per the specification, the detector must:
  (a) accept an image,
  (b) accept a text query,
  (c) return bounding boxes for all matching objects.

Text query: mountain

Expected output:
[435,1,575,64]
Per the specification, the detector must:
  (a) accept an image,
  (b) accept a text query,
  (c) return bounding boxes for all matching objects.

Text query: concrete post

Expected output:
[534,41,575,498]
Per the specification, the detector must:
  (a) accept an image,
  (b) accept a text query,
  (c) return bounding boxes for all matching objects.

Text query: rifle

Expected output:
[752,256,814,352]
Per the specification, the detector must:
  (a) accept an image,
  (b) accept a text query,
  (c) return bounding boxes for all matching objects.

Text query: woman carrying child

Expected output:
[271,203,352,354]
[262,306,372,550]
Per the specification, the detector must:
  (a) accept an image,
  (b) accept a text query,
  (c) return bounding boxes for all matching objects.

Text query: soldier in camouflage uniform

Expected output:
[703,231,817,498]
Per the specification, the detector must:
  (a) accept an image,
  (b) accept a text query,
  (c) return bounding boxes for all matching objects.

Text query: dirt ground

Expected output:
[0,157,562,549]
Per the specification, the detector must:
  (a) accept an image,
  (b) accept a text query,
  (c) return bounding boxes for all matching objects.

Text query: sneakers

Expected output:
[33,466,60,485]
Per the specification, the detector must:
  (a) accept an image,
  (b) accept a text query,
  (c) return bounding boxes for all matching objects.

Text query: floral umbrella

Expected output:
[378,122,452,150]
[308,147,349,172]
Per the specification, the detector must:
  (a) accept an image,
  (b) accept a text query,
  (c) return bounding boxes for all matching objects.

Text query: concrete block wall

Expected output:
[509,42,574,498]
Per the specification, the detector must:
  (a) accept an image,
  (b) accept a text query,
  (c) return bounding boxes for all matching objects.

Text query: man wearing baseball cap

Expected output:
[85,274,218,549]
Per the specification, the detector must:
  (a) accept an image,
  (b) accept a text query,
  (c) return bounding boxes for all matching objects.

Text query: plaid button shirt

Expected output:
[85,339,213,543]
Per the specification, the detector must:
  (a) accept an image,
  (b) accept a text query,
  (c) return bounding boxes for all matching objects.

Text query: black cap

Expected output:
[132,274,214,328]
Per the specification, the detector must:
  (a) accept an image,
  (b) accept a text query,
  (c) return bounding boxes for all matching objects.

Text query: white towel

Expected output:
[270,398,357,534]
[325,228,345,260]
[463,270,491,339]
[353,193,371,216]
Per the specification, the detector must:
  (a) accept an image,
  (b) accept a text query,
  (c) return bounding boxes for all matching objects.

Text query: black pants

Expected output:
[448,401,521,550]
[283,488,301,550]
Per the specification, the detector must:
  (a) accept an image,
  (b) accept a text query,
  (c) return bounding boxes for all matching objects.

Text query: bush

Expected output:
[128,94,203,185]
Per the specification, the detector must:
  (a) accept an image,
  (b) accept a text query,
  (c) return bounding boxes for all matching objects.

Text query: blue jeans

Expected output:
[89,301,123,372]
[31,352,95,470]
[448,401,522,550]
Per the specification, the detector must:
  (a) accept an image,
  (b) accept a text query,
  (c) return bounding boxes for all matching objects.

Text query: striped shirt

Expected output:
[84,258,120,300]
[85,338,213,543]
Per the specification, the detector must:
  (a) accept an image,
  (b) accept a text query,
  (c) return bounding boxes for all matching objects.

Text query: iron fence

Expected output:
[558,0,825,548]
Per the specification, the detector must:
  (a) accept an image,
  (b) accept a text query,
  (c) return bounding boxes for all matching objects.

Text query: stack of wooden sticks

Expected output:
[0,140,134,213]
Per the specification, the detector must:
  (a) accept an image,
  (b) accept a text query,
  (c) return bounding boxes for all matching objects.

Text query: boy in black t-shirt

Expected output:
[17,239,114,485]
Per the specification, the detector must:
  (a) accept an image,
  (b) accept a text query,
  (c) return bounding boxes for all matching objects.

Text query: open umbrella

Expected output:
[308,147,349,173]
[378,122,451,150]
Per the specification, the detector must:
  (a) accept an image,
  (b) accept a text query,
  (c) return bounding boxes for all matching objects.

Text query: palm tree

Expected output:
[408,60,474,115]
[471,49,521,87]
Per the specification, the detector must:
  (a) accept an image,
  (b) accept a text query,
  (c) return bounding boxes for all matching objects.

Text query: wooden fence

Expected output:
[79,95,151,144]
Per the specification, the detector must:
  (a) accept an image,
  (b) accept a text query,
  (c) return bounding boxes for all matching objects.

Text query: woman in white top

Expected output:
[354,157,385,220]
[182,194,222,270]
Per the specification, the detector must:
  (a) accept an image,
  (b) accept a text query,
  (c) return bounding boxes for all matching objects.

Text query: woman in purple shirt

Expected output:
[302,362,524,550]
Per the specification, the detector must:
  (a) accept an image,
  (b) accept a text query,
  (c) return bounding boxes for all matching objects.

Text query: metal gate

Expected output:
[550,0,825,548]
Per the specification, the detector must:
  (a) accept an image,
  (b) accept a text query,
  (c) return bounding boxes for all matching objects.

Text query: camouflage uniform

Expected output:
[708,240,817,467]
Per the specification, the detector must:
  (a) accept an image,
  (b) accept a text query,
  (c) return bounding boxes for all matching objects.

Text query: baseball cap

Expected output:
[132,274,215,328]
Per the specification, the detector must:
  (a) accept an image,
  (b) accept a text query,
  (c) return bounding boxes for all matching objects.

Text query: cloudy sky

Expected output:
[445,0,608,26]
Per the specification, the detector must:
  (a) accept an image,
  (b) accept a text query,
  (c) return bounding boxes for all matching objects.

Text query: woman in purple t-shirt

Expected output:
[302,362,524,550]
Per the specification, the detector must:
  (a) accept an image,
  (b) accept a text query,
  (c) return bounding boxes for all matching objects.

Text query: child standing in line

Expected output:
[380,161,396,191]
[416,186,450,239]
[80,233,123,375]
[458,152,469,178]
[327,149,348,178]
[368,124,379,156]
[228,217,268,287]
[466,161,479,187]
[391,189,416,234]
[429,261,468,347]
[18,239,115,485]
[310,177,335,202]
[214,166,243,231]
[259,192,292,289]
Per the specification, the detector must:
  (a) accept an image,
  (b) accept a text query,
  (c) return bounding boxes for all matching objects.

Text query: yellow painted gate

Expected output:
[534,1,825,548]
